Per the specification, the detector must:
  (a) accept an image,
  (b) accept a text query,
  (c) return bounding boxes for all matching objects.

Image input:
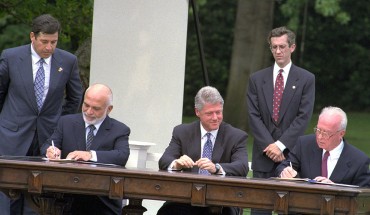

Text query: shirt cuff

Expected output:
[217,165,226,176]
[275,140,286,152]
[168,160,181,171]
[90,150,97,162]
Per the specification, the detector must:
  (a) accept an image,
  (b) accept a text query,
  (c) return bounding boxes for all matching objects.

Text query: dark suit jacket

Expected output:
[247,64,315,173]
[41,113,131,215]
[275,134,370,187]
[159,121,249,177]
[41,113,130,166]
[0,44,82,156]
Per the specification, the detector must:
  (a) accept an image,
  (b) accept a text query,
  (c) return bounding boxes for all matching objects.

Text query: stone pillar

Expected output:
[90,0,188,170]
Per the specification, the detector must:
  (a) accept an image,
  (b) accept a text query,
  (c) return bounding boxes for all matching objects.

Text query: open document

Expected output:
[270,177,360,188]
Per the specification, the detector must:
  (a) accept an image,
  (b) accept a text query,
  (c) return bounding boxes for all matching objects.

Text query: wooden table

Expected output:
[0,157,369,214]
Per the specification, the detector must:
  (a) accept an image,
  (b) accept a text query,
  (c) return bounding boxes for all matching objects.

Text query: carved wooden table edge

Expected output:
[0,158,369,215]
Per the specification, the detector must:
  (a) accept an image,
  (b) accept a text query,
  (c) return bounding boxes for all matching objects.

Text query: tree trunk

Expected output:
[74,37,92,92]
[224,0,275,131]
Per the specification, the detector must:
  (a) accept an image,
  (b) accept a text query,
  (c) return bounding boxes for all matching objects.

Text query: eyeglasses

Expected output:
[313,127,342,139]
[270,45,288,52]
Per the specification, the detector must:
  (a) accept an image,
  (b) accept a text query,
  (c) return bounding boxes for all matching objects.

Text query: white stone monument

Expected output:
[90,1,189,214]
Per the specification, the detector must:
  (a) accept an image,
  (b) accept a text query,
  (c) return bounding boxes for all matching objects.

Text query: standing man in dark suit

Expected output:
[247,26,315,214]
[41,83,130,215]
[158,86,249,215]
[0,14,83,214]
[276,106,370,187]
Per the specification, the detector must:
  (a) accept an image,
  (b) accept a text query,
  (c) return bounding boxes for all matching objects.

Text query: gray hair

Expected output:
[268,26,296,47]
[319,106,347,130]
[194,86,224,111]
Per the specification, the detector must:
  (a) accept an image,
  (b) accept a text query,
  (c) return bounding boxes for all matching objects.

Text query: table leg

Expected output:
[122,198,147,215]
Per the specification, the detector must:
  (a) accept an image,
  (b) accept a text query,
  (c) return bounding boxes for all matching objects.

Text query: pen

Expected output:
[289,161,292,168]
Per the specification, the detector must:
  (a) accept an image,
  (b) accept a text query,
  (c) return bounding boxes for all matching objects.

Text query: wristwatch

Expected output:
[214,163,221,174]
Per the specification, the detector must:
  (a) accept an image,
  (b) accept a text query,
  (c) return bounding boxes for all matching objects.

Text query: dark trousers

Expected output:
[7,131,41,215]
[157,202,240,215]
[250,171,275,215]
[69,195,122,215]
[0,191,39,215]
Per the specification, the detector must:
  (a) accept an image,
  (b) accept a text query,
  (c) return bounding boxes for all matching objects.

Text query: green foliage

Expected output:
[0,0,93,53]
[277,0,370,111]
[183,0,237,115]
[315,0,350,24]
[315,0,341,16]
[280,0,305,30]
[184,0,370,116]
[1,0,369,114]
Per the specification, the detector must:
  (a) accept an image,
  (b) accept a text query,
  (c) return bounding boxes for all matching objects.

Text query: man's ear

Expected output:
[289,43,296,53]
[195,108,200,117]
[107,105,113,114]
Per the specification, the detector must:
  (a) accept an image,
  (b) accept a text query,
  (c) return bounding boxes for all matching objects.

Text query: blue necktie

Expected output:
[199,133,213,175]
[86,125,96,150]
[34,58,45,111]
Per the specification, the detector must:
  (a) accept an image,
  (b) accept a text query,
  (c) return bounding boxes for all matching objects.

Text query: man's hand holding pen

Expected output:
[280,162,297,178]
[46,145,61,159]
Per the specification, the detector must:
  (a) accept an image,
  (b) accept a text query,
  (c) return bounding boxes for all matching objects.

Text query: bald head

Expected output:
[82,84,113,124]
[85,83,113,107]
[318,106,347,131]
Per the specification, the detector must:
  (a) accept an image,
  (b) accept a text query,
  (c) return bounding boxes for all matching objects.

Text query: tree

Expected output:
[183,0,237,116]
[0,0,93,89]
[278,0,370,111]
[224,0,370,131]
[224,0,275,131]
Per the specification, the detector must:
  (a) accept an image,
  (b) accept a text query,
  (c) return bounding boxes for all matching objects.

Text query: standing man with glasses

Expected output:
[275,106,370,187]
[0,14,83,214]
[247,26,315,215]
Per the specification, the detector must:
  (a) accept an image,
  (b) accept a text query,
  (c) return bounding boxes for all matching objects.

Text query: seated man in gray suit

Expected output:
[275,106,369,187]
[41,83,130,215]
[158,86,249,215]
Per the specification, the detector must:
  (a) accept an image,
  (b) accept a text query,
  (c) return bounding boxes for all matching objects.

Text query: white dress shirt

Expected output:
[31,44,51,103]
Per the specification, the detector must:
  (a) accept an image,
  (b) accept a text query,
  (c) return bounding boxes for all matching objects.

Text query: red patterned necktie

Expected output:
[273,69,284,122]
[321,151,330,177]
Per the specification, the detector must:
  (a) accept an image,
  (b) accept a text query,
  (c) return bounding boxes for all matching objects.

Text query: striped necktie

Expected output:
[86,124,96,150]
[34,58,45,111]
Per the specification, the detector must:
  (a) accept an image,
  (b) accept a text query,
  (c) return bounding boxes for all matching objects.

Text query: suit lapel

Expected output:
[189,121,202,159]
[73,115,87,150]
[278,65,299,123]
[311,145,323,177]
[44,50,63,106]
[261,68,274,118]
[212,123,225,162]
[18,45,38,112]
[330,141,351,181]
[90,116,112,150]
